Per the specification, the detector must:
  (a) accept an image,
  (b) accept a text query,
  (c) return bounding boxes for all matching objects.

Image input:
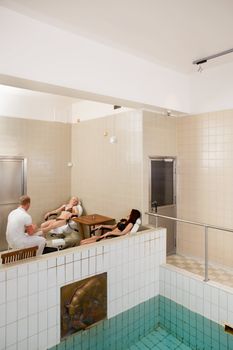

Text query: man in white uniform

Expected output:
[6,195,46,255]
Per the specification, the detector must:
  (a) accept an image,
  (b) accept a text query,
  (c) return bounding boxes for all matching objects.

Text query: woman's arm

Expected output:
[72,206,79,215]
[44,204,65,220]
[120,223,133,235]
[93,223,117,231]
[104,223,133,237]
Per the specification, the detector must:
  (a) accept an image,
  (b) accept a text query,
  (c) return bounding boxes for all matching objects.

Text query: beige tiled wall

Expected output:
[71,110,143,223]
[142,111,177,222]
[0,116,71,224]
[2,108,233,267]
[177,110,233,267]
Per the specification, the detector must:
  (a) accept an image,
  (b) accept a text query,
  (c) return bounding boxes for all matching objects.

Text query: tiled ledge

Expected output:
[0,225,162,271]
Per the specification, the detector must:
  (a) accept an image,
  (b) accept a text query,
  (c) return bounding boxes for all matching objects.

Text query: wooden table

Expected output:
[73,214,115,237]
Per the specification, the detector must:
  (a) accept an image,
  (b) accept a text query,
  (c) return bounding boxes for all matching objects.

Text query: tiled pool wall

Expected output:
[51,295,233,350]
[1,227,233,350]
[159,296,233,350]
[52,296,159,350]
[0,227,165,350]
[50,263,233,349]
[160,264,233,327]
[160,264,233,349]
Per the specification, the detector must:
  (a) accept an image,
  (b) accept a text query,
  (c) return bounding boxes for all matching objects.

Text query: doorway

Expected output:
[0,156,27,251]
[149,157,176,255]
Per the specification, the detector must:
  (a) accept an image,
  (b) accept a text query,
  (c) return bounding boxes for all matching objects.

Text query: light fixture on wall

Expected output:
[109,135,117,144]
[109,115,118,144]
[193,47,233,72]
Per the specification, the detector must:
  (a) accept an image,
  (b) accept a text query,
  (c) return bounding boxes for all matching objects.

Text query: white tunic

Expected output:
[6,207,32,245]
[6,207,46,255]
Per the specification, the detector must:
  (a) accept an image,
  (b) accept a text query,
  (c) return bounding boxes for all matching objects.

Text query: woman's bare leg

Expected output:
[41,219,55,229]
[41,219,66,234]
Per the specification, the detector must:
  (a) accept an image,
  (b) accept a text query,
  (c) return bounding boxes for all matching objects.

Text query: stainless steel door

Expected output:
[149,157,176,255]
[0,157,27,251]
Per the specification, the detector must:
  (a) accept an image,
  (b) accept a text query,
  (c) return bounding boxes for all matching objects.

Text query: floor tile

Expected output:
[167,254,233,289]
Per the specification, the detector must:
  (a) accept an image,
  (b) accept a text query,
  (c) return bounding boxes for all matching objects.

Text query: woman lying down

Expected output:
[40,197,80,234]
[80,209,140,245]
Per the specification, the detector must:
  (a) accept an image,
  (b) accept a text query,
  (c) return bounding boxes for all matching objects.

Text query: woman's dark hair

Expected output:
[128,209,141,225]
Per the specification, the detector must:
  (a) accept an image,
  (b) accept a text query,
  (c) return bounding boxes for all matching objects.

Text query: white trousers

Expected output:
[9,235,46,256]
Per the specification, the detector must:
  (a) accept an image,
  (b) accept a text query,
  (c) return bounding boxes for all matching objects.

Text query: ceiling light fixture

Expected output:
[193,47,233,71]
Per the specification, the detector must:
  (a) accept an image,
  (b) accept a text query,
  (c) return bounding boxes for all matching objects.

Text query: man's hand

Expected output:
[26,224,37,235]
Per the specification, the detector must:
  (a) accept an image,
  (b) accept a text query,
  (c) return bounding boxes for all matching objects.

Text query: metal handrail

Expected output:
[145,212,233,233]
[145,211,233,282]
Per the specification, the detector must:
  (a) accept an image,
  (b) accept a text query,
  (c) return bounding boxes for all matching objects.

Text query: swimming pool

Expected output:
[128,327,191,349]
[50,295,233,350]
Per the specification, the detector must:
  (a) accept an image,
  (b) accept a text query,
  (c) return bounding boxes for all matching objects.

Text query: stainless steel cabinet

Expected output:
[0,157,27,251]
[149,157,176,255]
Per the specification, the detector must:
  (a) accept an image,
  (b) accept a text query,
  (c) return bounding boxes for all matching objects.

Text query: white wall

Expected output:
[72,100,130,122]
[190,61,233,114]
[1,6,233,117]
[71,109,143,222]
[0,85,74,123]
[0,6,190,114]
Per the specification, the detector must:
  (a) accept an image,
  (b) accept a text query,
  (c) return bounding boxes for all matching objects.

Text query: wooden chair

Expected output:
[1,246,38,264]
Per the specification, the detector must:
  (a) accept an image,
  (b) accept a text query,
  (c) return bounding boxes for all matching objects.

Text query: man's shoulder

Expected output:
[9,207,20,216]
[9,207,29,217]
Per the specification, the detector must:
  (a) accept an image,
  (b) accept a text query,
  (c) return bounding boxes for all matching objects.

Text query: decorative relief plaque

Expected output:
[61,272,107,339]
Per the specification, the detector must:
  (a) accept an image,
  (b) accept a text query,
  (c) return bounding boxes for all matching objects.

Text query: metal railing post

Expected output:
[204,226,209,282]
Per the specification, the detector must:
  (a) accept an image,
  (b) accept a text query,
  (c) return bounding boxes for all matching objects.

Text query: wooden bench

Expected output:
[1,246,38,264]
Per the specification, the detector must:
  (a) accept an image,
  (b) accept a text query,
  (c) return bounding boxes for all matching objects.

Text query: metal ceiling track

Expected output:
[193,47,233,65]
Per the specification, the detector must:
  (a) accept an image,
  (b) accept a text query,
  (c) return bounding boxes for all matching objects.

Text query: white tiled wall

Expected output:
[177,110,233,267]
[160,264,233,326]
[0,116,71,225]
[71,109,143,223]
[0,227,165,350]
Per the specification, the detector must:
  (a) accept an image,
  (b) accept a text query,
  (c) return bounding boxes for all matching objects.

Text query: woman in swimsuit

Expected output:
[41,197,80,234]
[80,209,140,245]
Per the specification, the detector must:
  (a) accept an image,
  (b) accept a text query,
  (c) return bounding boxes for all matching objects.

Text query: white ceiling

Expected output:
[1,0,233,73]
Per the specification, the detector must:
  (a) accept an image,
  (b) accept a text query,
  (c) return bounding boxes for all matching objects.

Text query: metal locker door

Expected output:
[0,157,27,251]
[149,157,176,255]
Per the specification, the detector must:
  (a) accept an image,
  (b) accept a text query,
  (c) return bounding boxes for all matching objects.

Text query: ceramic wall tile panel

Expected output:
[0,116,71,224]
[177,110,233,267]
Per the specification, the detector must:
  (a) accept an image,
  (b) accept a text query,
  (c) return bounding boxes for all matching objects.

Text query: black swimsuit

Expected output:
[117,219,128,231]
[96,219,128,242]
